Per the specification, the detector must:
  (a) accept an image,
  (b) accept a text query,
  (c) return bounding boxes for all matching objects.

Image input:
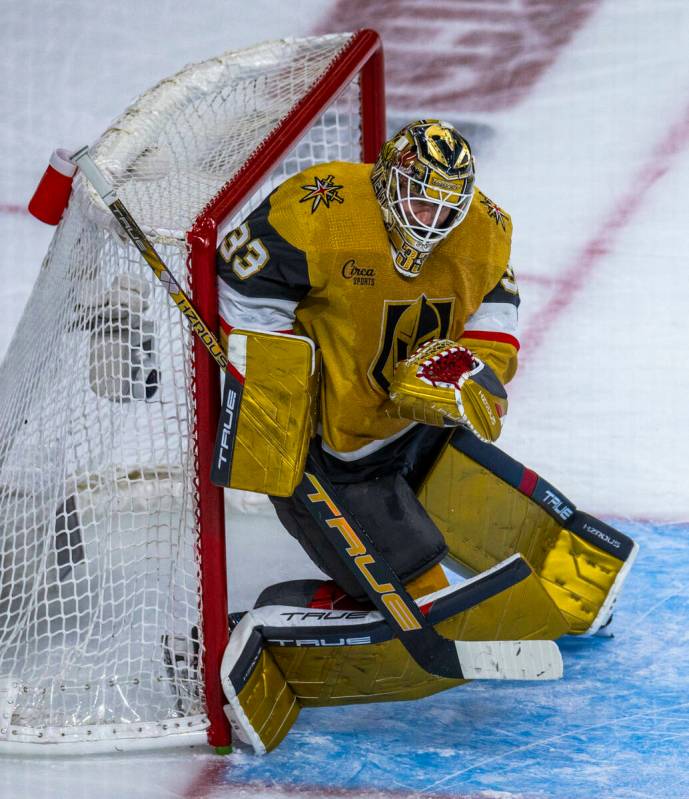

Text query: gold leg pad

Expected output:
[404,563,449,598]
[417,435,634,635]
[270,564,568,707]
[539,531,625,634]
[419,448,558,572]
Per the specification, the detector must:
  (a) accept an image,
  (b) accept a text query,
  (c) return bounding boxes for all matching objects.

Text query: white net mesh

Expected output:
[0,32,364,751]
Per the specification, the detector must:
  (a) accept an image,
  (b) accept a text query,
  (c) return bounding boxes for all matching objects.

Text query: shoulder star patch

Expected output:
[479,191,507,230]
[300,175,344,212]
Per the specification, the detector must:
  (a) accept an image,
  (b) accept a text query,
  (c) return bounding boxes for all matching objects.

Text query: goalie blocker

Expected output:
[212,328,320,496]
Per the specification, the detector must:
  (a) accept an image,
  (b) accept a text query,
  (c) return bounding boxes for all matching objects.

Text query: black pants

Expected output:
[270,425,451,602]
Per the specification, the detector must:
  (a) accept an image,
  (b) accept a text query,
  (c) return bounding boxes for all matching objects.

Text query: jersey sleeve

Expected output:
[216,193,311,335]
[459,263,520,384]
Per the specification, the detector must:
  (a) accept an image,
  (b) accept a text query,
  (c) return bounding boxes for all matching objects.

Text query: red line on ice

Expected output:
[314,0,599,113]
[520,97,689,359]
[182,760,483,799]
[0,203,29,217]
[518,272,569,288]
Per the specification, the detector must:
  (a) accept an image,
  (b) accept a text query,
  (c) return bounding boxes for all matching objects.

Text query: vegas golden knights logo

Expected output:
[368,295,455,394]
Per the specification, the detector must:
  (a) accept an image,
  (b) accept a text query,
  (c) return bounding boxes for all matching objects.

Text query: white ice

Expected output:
[1,0,688,797]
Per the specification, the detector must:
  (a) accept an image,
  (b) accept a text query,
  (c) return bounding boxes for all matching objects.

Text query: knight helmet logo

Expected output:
[368,295,455,394]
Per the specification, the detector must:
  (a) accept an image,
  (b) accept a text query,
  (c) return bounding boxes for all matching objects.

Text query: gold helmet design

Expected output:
[371,120,476,278]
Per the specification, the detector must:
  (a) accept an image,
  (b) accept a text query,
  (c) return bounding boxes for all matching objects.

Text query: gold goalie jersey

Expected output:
[216,162,519,458]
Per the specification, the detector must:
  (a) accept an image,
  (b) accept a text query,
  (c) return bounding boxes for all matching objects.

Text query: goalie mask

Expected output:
[371,120,475,278]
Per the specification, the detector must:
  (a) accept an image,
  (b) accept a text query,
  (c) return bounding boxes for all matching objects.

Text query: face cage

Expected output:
[387,167,473,251]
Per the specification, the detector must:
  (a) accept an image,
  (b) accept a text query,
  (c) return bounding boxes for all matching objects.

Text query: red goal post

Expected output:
[189,29,385,749]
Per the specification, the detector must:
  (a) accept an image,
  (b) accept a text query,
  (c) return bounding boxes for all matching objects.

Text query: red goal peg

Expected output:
[28,148,77,225]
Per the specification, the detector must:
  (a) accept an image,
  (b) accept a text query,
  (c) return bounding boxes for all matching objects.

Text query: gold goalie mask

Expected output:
[371,120,476,278]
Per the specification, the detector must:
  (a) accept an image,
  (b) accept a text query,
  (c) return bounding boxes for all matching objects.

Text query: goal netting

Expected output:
[0,31,383,753]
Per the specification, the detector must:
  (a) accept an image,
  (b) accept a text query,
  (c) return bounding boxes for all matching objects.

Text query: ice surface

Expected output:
[1,0,688,796]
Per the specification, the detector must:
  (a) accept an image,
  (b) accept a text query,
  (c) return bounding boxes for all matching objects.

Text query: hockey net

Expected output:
[0,31,384,753]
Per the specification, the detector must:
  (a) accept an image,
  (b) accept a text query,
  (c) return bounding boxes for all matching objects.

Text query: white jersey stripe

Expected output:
[320,421,417,461]
[218,279,298,332]
[464,301,518,336]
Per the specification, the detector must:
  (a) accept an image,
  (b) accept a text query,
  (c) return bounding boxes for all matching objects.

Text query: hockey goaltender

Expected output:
[213,120,637,754]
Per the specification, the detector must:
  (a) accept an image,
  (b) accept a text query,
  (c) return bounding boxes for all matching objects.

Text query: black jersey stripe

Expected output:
[217,194,311,302]
[481,278,521,307]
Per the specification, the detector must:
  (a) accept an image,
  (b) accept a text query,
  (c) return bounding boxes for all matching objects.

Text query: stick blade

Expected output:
[456,640,563,681]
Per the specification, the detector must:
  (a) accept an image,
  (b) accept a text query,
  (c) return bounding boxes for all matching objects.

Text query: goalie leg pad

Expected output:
[417,429,639,635]
[219,329,319,497]
[221,556,568,752]
[222,617,300,755]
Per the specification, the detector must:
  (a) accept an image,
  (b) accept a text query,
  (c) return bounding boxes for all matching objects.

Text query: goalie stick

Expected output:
[72,146,563,683]
[293,465,562,680]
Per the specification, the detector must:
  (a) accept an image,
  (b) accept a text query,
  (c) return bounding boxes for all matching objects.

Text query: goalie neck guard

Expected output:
[371,120,476,278]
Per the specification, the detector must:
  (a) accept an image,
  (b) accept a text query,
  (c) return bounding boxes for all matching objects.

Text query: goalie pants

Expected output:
[270,424,451,603]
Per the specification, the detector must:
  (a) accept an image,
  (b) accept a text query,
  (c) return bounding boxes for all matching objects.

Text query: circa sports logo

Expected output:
[341,259,376,286]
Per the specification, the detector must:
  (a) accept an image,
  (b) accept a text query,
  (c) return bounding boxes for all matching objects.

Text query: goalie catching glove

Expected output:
[389,339,508,442]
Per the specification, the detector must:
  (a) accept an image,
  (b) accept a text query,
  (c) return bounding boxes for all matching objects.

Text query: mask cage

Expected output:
[386,167,474,250]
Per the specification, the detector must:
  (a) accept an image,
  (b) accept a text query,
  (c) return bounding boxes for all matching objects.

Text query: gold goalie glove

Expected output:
[389,339,508,442]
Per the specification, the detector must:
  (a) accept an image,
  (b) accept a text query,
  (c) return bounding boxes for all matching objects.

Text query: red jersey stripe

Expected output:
[461,330,521,351]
